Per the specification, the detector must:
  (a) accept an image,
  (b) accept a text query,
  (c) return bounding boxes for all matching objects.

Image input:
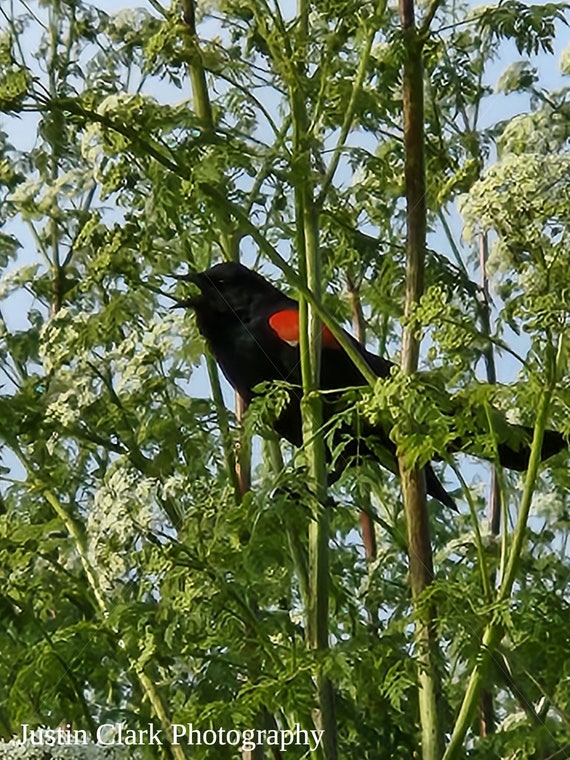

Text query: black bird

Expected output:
[176,261,565,509]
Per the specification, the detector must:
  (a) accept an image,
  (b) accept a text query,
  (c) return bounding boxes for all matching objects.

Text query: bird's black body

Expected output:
[179,262,565,509]
[187,265,301,406]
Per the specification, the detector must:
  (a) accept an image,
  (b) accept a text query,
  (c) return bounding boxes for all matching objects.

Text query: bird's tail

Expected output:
[497,428,566,472]
[425,463,458,511]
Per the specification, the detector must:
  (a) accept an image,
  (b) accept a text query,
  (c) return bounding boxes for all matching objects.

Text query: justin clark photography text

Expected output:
[20,723,325,753]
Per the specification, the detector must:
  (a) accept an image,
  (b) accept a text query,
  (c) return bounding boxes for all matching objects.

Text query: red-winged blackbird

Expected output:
[176,261,565,509]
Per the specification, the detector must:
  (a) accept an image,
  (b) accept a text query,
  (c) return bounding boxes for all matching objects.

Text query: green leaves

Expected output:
[0,34,31,113]
[475,2,567,55]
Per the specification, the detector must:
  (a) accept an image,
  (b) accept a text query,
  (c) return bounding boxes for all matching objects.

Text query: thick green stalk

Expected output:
[291,2,336,756]
[443,385,553,759]
[298,201,329,650]
[181,0,249,493]
[497,392,554,601]
[398,0,443,757]
[400,469,442,760]
[180,0,235,260]
[44,490,107,614]
[298,132,338,760]
[181,0,213,131]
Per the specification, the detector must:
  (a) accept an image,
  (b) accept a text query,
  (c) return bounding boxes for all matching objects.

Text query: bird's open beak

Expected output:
[169,271,204,309]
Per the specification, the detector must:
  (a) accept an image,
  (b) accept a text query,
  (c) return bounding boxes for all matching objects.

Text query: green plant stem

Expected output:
[180,0,238,260]
[478,230,498,736]
[52,98,181,172]
[398,0,443,756]
[478,232,501,535]
[43,490,107,613]
[498,395,553,600]
[316,0,386,206]
[438,209,469,275]
[443,385,554,760]
[206,354,241,501]
[46,5,68,315]
[181,0,249,494]
[451,463,493,603]
[181,0,213,130]
[347,275,377,559]
[401,469,442,759]
[419,0,444,36]
[291,2,337,755]
[266,440,310,602]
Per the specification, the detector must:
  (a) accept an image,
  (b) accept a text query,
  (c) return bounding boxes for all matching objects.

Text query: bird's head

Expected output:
[173,262,290,322]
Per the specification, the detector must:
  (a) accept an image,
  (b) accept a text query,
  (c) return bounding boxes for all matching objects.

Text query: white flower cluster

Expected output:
[87,466,161,593]
[44,375,100,428]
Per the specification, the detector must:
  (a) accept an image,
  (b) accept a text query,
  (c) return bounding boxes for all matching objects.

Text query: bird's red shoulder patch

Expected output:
[268,310,300,347]
[268,309,339,348]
